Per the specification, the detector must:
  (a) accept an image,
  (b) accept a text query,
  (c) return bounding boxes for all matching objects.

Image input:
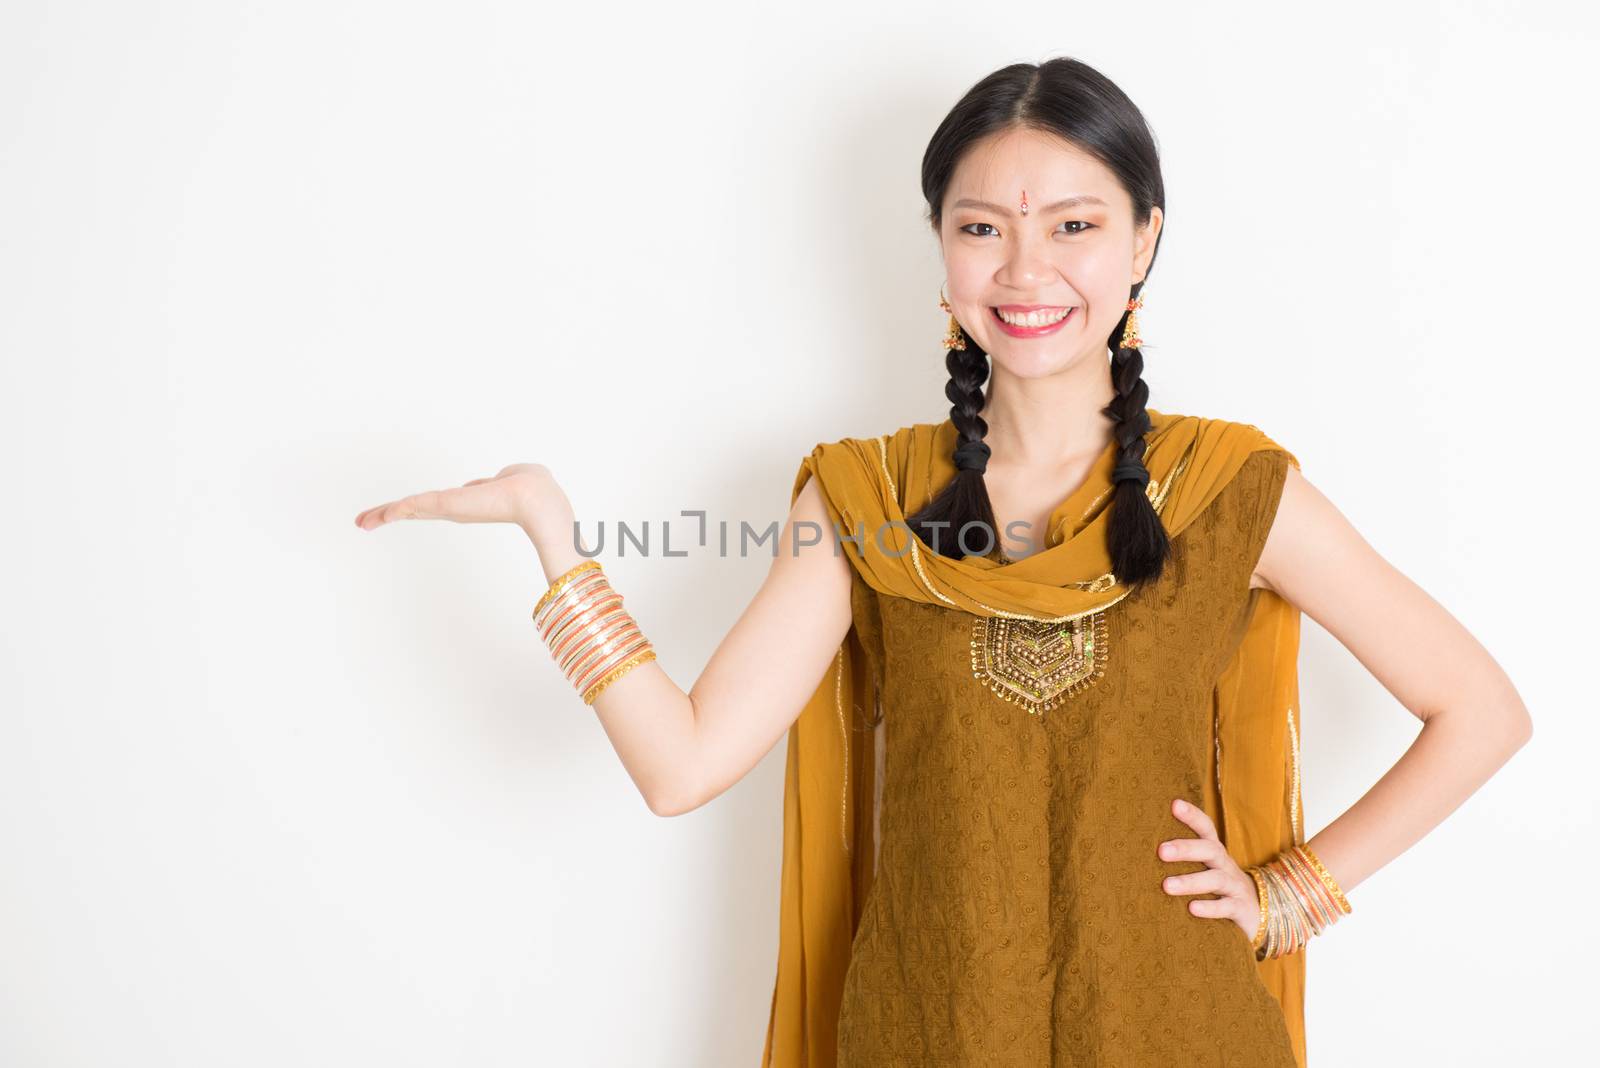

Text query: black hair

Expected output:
[908,57,1171,590]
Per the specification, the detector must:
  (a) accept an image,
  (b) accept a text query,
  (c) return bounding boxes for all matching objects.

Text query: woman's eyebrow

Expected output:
[952,194,1108,214]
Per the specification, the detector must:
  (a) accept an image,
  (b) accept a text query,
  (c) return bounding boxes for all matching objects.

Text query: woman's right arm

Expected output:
[356,463,855,817]
[534,474,854,816]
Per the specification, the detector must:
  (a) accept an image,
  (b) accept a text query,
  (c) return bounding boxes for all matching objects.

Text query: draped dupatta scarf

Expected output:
[760,408,1307,1068]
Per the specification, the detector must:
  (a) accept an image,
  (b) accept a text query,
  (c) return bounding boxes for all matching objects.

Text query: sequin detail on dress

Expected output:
[968,608,1109,715]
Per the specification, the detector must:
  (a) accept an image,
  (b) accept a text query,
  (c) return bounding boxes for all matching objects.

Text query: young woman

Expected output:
[354,57,1531,1068]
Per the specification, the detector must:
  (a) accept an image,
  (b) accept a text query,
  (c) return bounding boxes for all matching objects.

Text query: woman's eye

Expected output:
[957,221,1096,237]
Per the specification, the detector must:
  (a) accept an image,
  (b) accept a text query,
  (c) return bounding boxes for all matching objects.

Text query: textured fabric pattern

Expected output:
[835,448,1296,1067]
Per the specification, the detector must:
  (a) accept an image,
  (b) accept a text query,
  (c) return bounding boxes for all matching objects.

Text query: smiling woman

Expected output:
[749,55,1531,1068]
[757,57,1331,1067]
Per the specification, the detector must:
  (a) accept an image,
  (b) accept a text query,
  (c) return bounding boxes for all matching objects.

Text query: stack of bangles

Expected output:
[1244,842,1352,960]
[532,560,656,705]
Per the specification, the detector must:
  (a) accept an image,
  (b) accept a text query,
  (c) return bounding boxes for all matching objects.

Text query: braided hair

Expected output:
[1099,279,1170,587]
[906,57,1171,590]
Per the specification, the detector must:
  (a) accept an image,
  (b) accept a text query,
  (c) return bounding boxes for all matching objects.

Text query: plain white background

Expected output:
[3,1,1594,1064]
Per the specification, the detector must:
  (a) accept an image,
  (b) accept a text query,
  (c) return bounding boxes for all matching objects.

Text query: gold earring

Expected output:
[939,285,967,351]
[1120,296,1144,349]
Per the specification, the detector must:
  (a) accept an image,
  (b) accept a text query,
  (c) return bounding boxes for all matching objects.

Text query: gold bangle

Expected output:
[533,560,603,620]
[532,560,655,705]
[569,622,647,689]
[1276,850,1332,931]
[1296,843,1352,915]
[581,647,657,704]
[1263,863,1296,958]
[535,572,614,642]
[554,590,631,649]
[1281,848,1338,930]
[1251,843,1352,961]
[1259,860,1300,960]
[1275,863,1308,955]
[549,597,631,669]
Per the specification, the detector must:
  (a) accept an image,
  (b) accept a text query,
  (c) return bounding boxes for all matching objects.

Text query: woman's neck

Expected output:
[977,363,1121,468]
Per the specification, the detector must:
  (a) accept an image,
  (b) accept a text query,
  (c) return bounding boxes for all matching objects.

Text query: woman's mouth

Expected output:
[990,305,1076,337]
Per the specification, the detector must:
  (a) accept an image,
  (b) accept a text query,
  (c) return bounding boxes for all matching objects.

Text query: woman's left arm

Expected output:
[1249,464,1534,895]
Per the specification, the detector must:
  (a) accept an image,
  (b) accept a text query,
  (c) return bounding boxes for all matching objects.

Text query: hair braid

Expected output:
[907,325,999,560]
[1098,283,1171,588]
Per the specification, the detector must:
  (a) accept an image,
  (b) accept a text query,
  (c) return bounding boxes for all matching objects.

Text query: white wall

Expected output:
[2,1,1592,1064]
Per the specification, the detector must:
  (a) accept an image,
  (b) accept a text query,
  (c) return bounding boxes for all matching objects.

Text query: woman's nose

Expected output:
[997,240,1055,289]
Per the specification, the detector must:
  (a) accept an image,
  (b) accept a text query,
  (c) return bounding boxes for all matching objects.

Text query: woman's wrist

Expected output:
[1245,842,1352,960]
[525,515,589,583]
[518,474,586,581]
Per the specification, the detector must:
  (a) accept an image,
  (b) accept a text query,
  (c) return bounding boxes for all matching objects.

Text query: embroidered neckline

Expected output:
[969,609,1110,715]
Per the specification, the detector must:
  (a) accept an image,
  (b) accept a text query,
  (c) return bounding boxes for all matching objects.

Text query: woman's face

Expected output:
[938,126,1162,382]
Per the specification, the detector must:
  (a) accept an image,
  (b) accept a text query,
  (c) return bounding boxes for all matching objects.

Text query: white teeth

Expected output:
[996,307,1071,327]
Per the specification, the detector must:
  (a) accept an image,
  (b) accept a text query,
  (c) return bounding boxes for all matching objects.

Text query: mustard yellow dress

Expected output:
[833,448,1298,1066]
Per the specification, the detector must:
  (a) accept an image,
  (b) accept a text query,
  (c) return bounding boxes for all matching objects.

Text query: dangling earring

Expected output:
[939,285,967,351]
[1120,296,1145,349]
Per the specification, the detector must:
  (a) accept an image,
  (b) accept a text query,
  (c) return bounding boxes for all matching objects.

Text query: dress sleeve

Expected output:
[1237,448,1291,591]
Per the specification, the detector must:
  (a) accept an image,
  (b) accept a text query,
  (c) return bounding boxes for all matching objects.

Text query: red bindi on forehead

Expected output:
[1020,189,1029,216]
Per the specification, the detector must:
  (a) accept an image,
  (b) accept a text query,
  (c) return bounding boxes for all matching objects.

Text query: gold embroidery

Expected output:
[1287,704,1303,845]
[1211,702,1303,851]
[1215,699,1303,849]
[1072,449,1189,530]
[835,648,849,855]
[878,434,899,501]
[969,609,1109,715]
[1215,706,1225,807]
[1149,451,1188,512]
[997,552,1117,592]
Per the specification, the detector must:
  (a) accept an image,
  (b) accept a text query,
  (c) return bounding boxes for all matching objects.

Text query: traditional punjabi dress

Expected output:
[763,409,1308,1067]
